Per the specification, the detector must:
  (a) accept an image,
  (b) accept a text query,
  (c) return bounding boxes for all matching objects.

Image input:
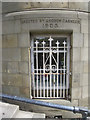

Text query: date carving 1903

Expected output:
[42,23,58,28]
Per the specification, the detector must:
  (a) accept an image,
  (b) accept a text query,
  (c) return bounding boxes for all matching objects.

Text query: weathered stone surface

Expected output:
[83,61,88,73]
[72,73,80,88]
[84,33,88,47]
[2,73,8,85]
[79,97,88,107]
[19,87,30,98]
[73,48,81,62]
[2,73,22,87]
[2,61,7,73]
[82,86,88,99]
[0,34,2,49]
[8,74,22,87]
[69,2,88,11]
[72,33,83,47]
[2,21,14,34]
[2,48,21,61]
[81,48,88,61]
[72,87,81,99]
[14,20,21,34]
[2,85,20,96]
[2,2,89,14]
[80,73,88,86]
[0,73,2,93]
[19,62,29,74]
[18,33,30,47]
[73,62,83,73]
[78,12,88,20]
[6,34,18,48]
[81,19,88,33]
[2,35,7,48]
[48,2,68,8]
[21,48,29,61]
[0,48,2,62]
[7,62,18,73]
[22,75,29,87]
[2,20,21,34]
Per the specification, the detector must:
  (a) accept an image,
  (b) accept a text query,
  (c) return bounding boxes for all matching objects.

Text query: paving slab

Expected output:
[0,101,45,119]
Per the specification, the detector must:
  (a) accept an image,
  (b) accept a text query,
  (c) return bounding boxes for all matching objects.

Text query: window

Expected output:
[31,35,70,99]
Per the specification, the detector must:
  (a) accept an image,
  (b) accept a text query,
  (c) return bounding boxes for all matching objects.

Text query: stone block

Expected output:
[2,61,7,73]
[2,35,7,48]
[14,20,21,34]
[81,19,88,33]
[72,33,83,47]
[82,86,88,99]
[2,21,14,34]
[18,33,30,47]
[80,73,88,86]
[72,73,80,88]
[72,87,81,99]
[79,97,88,107]
[7,62,19,73]
[6,34,18,48]
[72,62,83,73]
[68,2,88,11]
[2,49,9,61]
[2,73,22,87]
[72,100,79,106]
[2,48,21,61]
[2,73,8,85]
[84,33,88,47]
[19,87,30,98]
[0,48,2,62]
[81,48,88,61]
[72,80,79,88]
[83,61,88,73]
[73,48,81,62]
[78,12,88,20]
[21,22,29,33]
[7,74,22,87]
[19,62,29,74]
[22,75,29,87]
[0,62,1,71]
[2,20,21,34]
[21,48,29,61]
[0,73,2,93]
[49,2,68,8]
[2,85,20,96]
[0,39,1,49]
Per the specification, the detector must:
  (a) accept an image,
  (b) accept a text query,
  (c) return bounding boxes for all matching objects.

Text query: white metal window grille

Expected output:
[31,36,70,99]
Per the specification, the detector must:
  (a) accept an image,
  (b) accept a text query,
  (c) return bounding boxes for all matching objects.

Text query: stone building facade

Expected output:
[2,2,89,118]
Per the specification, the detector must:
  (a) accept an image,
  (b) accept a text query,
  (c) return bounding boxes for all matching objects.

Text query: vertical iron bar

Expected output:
[40,68,42,97]
[60,70,62,97]
[49,36,53,97]
[56,41,59,97]
[63,41,66,98]
[53,74,55,97]
[42,41,45,97]
[47,74,48,98]
[35,41,39,97]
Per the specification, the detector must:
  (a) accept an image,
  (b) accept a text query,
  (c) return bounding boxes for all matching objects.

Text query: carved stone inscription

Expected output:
[21,18,80,28]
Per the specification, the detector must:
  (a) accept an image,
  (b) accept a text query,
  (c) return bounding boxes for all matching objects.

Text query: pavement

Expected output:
[0,101,45,119]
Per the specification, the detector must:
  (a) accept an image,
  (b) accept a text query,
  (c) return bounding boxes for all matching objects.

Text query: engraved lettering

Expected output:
[21,18,80,25]
[50,24,53,28]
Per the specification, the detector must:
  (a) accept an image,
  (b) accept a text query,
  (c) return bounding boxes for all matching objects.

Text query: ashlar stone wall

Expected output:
[2,7,89,118]
[2,23,30,97]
